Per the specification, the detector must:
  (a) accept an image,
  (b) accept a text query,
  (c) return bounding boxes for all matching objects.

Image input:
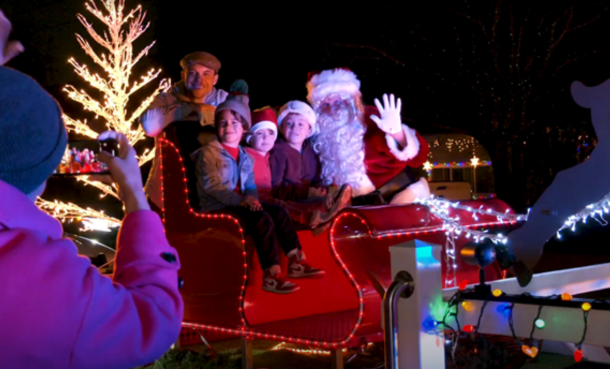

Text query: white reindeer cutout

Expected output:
[510,78,610,269]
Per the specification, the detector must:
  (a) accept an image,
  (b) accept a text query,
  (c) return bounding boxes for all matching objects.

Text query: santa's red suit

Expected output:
[359,105,429,199]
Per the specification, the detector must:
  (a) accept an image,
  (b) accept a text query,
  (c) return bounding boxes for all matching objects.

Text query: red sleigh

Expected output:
[157,122,517,348]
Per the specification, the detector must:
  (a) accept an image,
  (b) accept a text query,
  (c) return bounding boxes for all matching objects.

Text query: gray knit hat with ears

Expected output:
[215,79,252,129]
[0,66,68,194]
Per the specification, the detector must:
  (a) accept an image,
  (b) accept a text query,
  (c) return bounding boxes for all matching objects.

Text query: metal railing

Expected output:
[384,270,415,369]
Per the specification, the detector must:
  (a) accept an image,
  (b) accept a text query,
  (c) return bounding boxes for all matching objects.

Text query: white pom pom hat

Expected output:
[277,100,317,137]
[306,68,362,107]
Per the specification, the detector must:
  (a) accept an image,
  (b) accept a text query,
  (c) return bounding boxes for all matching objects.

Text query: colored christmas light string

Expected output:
[472,295,491,335]
[575,310,589,361]
[425,291,463,361]
[437,288,595,363]
[529,304,545,341]
[423,159,492,170]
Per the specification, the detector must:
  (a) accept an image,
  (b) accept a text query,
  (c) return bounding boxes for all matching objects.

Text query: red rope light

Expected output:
[159,138,248,327]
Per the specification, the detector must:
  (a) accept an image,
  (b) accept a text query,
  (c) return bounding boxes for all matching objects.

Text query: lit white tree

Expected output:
[36,0,170,232]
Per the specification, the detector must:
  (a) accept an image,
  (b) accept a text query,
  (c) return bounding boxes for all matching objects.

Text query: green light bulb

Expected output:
[535,319,545,329]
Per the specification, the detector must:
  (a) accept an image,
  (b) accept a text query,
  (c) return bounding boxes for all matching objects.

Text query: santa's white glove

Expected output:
[370,94,402,135]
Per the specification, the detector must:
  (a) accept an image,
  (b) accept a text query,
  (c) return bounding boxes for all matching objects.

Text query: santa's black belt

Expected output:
[351,170,413,206]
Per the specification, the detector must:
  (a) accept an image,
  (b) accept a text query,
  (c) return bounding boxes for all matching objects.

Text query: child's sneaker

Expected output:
[262,269,300,294]
[287,250,326,278]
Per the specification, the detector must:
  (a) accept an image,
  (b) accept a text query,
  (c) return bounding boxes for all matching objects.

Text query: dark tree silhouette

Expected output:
[325,0,608,210]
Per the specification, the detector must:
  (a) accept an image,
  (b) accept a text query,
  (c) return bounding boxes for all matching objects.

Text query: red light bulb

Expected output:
[463,325,475,333]
[574,349,583,363]
[459,280,469,290]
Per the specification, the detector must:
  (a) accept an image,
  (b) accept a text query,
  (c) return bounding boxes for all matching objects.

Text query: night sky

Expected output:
[4,0,610,249]
[6,0,610,136]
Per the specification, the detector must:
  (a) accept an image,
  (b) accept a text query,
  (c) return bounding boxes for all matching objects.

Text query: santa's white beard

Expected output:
[313,104,372,196]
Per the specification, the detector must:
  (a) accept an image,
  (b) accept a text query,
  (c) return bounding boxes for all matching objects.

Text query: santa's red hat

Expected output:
[306,68,361,106]
[247,107,278,144]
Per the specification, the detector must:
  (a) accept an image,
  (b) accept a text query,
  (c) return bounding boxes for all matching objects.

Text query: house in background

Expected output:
[415,133,495,201]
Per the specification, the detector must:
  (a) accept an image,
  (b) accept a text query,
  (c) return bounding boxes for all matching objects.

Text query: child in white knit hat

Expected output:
[246,107,344,231]
[269,101,352,231]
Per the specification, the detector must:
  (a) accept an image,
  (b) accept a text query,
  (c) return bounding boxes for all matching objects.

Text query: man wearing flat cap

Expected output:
[141,51,228,210]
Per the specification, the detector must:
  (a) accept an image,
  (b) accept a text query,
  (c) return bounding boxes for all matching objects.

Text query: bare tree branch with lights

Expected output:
[37,0,169,232]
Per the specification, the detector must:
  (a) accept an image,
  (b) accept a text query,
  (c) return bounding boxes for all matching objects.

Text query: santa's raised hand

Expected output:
[371,94,402,135]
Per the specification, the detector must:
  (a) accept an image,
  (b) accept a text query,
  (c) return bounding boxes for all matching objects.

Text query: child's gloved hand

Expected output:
[370,94,402,135]
[239,195,262,212]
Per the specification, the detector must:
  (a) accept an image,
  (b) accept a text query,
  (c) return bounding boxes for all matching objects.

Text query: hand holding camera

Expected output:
[90,132,150,214]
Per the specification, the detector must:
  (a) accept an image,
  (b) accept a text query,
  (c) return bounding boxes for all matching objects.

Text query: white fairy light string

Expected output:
[419,194,610,241]
[418,194,610,286]
[444,231,458,287]
[423,197,529,223]
[38,0,169,229]
[556,194,610,239]
[415,196,527,244]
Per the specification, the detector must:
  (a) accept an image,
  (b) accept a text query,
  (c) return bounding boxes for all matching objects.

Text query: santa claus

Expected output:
[307,68,430,205]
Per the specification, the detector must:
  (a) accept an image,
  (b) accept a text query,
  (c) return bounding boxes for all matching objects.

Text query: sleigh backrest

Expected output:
[162,121,205,210]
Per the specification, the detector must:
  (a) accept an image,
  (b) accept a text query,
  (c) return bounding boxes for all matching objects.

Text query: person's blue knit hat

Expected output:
[0,66,68,194]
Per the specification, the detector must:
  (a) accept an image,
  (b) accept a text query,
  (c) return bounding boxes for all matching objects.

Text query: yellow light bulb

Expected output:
[461,301,474,312]
[582,302,592,312]
[492,289,503,297]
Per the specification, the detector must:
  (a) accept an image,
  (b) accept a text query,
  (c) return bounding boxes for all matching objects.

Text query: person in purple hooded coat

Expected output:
[0,12,183,369]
